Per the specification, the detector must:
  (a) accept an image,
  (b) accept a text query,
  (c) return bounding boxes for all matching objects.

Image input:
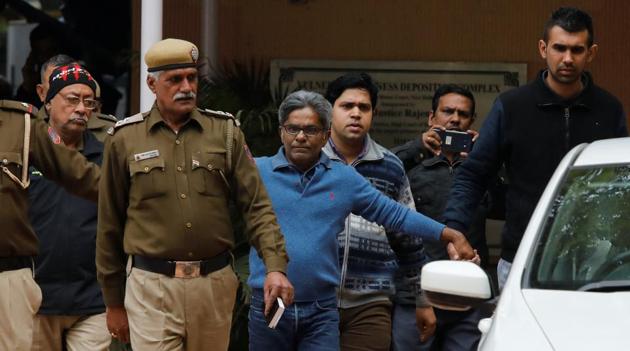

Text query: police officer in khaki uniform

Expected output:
[35,54,117,142]
[0,100,100,350]
[87,86,118,141]
[96,38,293,350]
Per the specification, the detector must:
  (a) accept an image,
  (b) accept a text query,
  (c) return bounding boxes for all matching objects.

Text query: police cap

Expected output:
[145,38,199,73]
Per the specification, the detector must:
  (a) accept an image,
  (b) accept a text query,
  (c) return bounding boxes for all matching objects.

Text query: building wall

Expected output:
[134,0,628,262]
[137,0,629,124]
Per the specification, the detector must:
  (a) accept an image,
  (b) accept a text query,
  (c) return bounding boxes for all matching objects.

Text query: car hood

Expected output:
[522,289,630,349]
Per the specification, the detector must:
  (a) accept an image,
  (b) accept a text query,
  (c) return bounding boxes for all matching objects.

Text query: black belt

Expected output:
[0,256,32,273]
[132,251,230,278]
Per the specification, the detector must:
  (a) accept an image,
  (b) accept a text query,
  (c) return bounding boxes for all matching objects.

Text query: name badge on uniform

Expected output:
[134,149,160,162]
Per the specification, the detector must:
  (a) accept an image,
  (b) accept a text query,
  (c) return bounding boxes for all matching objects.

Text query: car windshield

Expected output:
[529,165,630,291]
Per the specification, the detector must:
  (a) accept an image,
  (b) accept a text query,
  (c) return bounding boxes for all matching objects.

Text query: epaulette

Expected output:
[107,112,146,135]
[199,108,240,127]
[89,113,117,134]
[95,113,118,123]
[0,100,38,116]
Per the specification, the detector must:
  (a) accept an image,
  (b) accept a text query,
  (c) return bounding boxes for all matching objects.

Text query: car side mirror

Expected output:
[421,261,493,311]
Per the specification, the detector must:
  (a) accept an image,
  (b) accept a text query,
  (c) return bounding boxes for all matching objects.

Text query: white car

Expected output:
[421,137,630,350]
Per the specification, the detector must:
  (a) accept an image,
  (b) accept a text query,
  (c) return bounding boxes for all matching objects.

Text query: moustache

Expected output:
[173,92,196,101]
[68,115,88,124]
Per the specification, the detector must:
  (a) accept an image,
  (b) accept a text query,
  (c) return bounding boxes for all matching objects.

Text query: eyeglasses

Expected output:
[59,94,99,110]
[282,124,324,137]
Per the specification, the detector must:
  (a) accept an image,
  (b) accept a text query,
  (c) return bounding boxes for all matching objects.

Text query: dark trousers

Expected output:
[392,304,489,351]
[339,300,392,351]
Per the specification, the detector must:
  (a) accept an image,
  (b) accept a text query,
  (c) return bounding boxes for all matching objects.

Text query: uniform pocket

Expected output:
[192,151,228,197]
[129,157,166,200]
[25,271,43,313]
[0,151,23,189]
[125,268,148,315]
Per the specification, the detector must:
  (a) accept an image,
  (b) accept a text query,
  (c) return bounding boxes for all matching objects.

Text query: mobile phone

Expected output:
[264,297,285,329]
[434,129,473,153]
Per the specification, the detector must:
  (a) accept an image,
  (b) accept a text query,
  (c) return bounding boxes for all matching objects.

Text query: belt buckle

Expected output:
[174,261,201,278]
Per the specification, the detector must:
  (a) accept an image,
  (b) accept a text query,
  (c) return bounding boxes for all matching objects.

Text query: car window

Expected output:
[530,165,630,290]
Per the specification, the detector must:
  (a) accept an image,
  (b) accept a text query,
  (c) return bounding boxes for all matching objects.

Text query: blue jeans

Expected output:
[391,304,430,351]
[248,294,339,351]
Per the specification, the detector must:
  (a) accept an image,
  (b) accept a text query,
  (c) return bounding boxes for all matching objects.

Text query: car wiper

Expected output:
[577,280,630,292]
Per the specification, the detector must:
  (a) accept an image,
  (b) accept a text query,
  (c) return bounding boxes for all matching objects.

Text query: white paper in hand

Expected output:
[265,297,285,329]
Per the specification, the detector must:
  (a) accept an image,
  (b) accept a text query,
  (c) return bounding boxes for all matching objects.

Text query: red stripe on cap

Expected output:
[61,65,69,81]
[73,64,81,80]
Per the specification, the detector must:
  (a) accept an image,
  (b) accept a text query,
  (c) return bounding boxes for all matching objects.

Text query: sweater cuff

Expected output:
[430,223,447,242]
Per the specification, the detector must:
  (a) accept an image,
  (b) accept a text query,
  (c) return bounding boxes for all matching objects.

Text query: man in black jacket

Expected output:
[443,7,628,291]
[392,85,489,351]
[28,65,111,350]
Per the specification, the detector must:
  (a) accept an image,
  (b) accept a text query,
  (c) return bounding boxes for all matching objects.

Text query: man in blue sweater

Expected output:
[248,90,475,351]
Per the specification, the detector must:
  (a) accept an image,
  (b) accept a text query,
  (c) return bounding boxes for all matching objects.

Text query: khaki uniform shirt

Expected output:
[97,105,288,306]
[36,107,117,143]
[0,100,100,257]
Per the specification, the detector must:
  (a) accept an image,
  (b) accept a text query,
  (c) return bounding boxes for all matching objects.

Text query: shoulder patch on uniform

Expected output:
[108,112,146,135]
[0,99,38,116]
[95,113,118,123]
[199,108,240,126]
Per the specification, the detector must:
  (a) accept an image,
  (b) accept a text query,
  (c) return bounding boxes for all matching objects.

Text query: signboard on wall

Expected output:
[270,60,526,148]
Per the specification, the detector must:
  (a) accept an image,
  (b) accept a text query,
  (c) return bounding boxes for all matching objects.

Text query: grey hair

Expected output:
[40,54,76,82]
[278,90,332,129]
[147,71,162,80]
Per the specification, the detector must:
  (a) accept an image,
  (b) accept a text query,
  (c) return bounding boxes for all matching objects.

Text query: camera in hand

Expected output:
[434,129,473,153]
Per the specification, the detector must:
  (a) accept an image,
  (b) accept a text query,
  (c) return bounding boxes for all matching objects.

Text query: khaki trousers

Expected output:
[31,312,111,351]
[0,268,42,351]
[125,264,239,351]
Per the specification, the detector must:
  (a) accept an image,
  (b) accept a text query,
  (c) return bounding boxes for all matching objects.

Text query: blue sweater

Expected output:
[248,148,445,302]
